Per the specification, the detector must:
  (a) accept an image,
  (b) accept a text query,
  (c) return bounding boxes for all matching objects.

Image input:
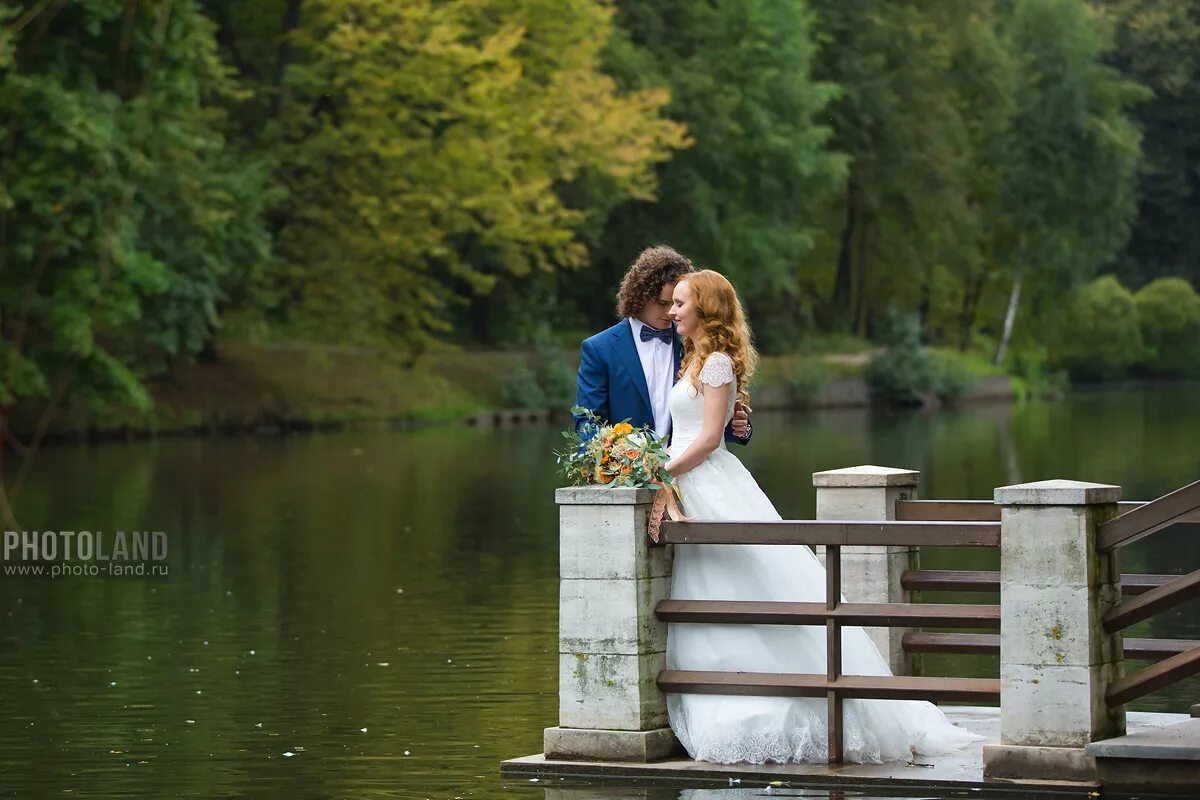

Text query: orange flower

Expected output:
[620,465,633,476]
[625,448,640,460]
[596,468,614,484]
[613,422,634,436]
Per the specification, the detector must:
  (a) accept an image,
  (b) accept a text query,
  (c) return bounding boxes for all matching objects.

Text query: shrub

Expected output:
[787,362,827,407]
[1134,278,1200,377]
[866,311,941,407]
[500,326,577,409]
[1006,345,1068,399]
[532,337,577,408]
[500,364,547,409]
[1053,276,1144,381]
[934,359,974,404]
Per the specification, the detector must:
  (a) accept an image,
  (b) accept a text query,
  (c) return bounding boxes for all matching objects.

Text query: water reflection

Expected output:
[2,385,1199,797]
[539,787,1078,800]
[542,790,911,799]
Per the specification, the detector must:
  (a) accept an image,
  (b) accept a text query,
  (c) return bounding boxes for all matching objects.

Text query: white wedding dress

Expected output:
[665,352,981,764]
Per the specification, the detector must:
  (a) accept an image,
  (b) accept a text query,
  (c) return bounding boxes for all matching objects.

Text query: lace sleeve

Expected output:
[698,352,735,388]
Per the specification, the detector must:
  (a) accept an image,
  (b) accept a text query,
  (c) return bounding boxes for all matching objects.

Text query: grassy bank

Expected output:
[19,341,488,439]
[13,338,1020,441]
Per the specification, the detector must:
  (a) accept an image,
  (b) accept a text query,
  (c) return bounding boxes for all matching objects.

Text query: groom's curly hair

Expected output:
[615,245,696,318]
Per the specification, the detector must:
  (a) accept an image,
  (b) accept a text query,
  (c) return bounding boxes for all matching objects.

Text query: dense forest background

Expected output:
[3,0,1200,439]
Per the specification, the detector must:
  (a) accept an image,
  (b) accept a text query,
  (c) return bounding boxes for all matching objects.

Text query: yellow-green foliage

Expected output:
[273,0,689,356]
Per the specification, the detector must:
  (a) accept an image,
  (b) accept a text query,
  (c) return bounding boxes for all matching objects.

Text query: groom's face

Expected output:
[637,282,676,331]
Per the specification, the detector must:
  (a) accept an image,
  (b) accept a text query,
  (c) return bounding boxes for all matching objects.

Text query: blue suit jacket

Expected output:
[573,320,751,445]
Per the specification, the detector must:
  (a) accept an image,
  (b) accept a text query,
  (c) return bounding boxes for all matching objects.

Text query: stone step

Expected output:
[1086,718,1200,761]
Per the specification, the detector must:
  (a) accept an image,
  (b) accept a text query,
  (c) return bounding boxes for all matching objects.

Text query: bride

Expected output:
[662,269,981,764]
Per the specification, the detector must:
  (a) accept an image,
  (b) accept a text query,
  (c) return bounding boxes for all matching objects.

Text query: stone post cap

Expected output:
[555,486,657,505]
[994,479,1122,506]
[812,465,919,488]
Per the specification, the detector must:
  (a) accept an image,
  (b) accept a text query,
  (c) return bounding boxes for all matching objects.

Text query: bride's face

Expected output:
[669,280,699,338]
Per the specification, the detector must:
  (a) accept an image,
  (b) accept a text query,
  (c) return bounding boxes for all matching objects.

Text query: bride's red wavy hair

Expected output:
[678,270,758,409]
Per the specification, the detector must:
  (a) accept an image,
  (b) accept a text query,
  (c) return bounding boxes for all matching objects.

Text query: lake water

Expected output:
[2,384,1199,799]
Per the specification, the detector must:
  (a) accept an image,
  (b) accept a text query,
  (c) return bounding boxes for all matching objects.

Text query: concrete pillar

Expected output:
[543,486,678,762]
[812,465,919,676]
[983,479,1125,783]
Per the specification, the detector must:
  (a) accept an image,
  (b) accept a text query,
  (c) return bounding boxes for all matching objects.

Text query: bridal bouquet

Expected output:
[557,407,674,488]
[557,407,685,541]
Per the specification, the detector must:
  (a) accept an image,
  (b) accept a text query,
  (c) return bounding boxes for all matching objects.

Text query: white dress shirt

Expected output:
[628,318,675,440]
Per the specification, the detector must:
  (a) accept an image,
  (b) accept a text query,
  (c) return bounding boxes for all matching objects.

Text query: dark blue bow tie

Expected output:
[639,323,674,345]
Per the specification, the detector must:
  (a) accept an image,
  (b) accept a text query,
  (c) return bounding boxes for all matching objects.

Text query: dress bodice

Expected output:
[669,352,737,451]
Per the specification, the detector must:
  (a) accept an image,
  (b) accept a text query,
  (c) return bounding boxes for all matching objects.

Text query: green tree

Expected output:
[933,4,1020,351]
[989,0,1145,364]
[1053,275,1144,380]
[0,0,269,524]
[596,0,845,350]
[1097,0,1200,288]
[266,0,688,359]
[809,0,1003,339]
[1133,278,1200,377]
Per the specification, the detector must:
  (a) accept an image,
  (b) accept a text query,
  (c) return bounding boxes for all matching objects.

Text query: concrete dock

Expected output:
[503,707,1191,794]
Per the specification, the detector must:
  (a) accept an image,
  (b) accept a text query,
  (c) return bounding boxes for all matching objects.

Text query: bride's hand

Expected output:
[731,401,750,438]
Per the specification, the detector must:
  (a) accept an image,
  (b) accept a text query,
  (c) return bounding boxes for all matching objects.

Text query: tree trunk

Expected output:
[0,412,18,530]
[853,215,870,338]
[272,0,304,119]
[208,0,260,80]
[957,272,984,351]
[918,265,931,331]
[8,368,71,504]
[993,264,1022,366]
[115,0,139,97]
[831,179,857,328]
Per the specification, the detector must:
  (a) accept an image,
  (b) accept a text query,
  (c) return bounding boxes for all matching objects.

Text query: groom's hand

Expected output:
[731,402,751,439]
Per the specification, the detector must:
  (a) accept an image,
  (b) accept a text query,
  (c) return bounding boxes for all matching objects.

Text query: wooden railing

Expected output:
[655,484,1200,763]
[1095,479,1200,708]
[900,631,1197,661]
[654,519,1000,763]
[901,486,1200,705]
[895,497,1200,524]
[901,569,1173,595]
[898,574,1199,662]
[545,474,1200,772]
[660,519,1000,547]
[1099,479,1200,550]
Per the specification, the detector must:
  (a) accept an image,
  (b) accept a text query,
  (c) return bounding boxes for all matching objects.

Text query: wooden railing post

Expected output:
[544,486,677,762]
[983,479,1126,783]
[812,465,919,676]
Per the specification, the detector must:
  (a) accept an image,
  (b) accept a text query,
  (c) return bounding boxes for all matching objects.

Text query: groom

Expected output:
[573,245,751,444]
